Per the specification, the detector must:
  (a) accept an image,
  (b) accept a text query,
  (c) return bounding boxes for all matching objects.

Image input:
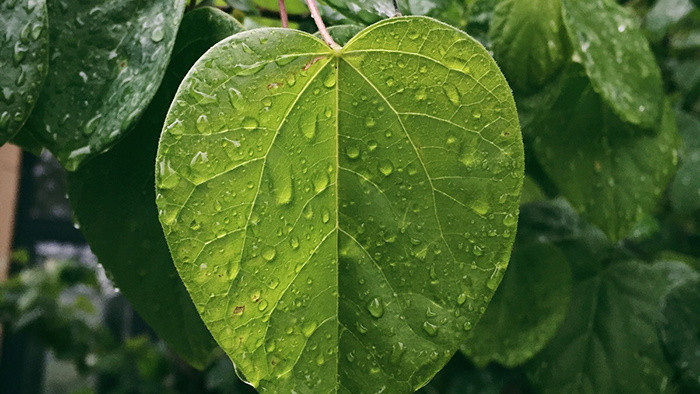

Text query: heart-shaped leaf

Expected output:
[462,241,572,368]
[66,7,243,368]
[156,16,523,391]
[561,0,665,130]
[25,0,185,170]
[527,260,693,393]
[0,0,48,145]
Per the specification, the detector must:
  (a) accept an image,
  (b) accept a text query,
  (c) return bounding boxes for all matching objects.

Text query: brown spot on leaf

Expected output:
[303,56,325,71]
[233,305,245,315]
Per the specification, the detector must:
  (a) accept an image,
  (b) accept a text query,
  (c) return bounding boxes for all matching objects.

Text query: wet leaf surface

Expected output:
[26,0,185,170]
[156,16,523,392]
[490,0,568,93]
[531,67,680,241]
[562,0,665,130]
[0,0,48,144]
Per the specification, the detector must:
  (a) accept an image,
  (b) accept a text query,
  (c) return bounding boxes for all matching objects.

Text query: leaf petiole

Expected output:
[305,0,340,49]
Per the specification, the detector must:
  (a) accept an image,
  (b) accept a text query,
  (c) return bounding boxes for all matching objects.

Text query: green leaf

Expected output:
[243,15,302,29]
[314,24,364,46]
[25,0,186,171]
[516,198,611,280]
[669,111,700,215]
[527,260,694,393]
[658,275,700,391]
[464,0,496,49]
[531,67,680,241]
[462,242,572,368]
[66,7,243,369]
[0,0,49,145]
[561,0,664,130]
[252,0,308,14]
[397,0,471,29]
[489,0,568,93]
[156,16,524,391]
[321,0,469,27]
[319,0,397,24]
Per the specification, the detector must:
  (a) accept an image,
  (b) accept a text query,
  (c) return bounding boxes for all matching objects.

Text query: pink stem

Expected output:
[278,0,289,28]
[304,0,339,49]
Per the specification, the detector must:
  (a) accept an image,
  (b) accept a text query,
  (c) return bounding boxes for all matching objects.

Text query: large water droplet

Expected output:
[367,297,384,318]
[151,27,164,42]
[422,321,438,336]
[262,247,276,262]
[196,115,209,132]
[378,160,393,176]
[301,117,317,140]
[242,117,258,129]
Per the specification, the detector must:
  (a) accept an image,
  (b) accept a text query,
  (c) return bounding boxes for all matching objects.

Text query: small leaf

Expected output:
[658,275,700,391]
[0,0,49,145]
[561,0,664,130]
[462,242,572,368]
[531,67,680,241]
[527,260,694,393]
[490,0,568,93]
[25,0,186,170]
[66,7,243,369]
[157,16,524,391]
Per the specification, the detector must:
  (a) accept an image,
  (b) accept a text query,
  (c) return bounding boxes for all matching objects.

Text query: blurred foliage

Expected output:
[0,259,254,393]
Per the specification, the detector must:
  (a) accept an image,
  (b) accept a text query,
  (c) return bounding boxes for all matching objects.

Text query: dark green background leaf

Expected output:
[562,0,665,130]
[0,0,48,145]
[527,260,694,393]
[26,0,185,170]
[320,0,469,27]
[490,0,568,93]
[315,24,364,46]
[531,67,680,241]
[157,16,523,392]
[66,7,243,368]
[462,242,572,368]
[658,275,700,391]
[669,111,700,216]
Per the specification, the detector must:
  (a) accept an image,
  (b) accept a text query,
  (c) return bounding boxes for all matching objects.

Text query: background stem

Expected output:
[278,0,289,28]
